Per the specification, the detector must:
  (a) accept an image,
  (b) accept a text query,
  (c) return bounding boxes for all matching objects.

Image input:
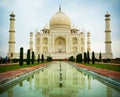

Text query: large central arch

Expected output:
[54,37,66,53]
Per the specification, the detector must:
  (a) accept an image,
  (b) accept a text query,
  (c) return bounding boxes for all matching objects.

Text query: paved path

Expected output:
[70,62,120,82]
[96,62,120,66]
[0,63,50,85]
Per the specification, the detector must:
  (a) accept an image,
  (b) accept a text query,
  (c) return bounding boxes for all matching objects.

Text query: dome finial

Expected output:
[105,11,110,17]
[106,11,108,13]
[59,5,61,12]
[10,10,15,17]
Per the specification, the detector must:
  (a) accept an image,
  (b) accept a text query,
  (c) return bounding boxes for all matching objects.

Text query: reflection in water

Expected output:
[107,86,112,97]
[29,76,32,90]
[88,75,91,89]
[7,88,13,97]
[0,61,120,97]
[19,82,23,87]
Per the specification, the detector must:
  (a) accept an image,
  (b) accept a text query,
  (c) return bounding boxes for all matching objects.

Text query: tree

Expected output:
[92,51,95,64]
[76,54,79,62]
[41,54,44,63]
[47,56,52,62]
[27,49,30,65]
[19,47,23,66]
[80,54,82,63]
[38,54,40,63]
[76,54,82,63]
[68,56,75,62]
[0,56,2,64]
[32,51,34,64]
[87,51,90,64]
[99,52,102,62]
[84,52,87,63]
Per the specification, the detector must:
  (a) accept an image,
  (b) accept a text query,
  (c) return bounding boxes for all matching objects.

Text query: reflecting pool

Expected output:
[0,61,120,97]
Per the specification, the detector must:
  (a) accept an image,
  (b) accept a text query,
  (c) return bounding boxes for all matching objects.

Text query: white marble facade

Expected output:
[35,9,86,59]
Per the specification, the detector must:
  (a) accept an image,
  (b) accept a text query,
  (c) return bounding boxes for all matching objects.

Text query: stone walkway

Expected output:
[0,63,50,85]
[71,62,120,82]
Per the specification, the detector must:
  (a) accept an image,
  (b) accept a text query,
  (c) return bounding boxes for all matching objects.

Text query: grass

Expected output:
[0,62,42,73]
[1,61,120,73]
[82,63,120,72]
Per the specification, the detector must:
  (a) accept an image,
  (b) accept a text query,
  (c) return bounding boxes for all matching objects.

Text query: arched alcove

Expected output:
[73,37,78,44]
[81,38,84,45]
[43,46,48,54]
[37,38,40,44]
[43,37,48,44]
[72,46,78,53]
[54,37,66,53]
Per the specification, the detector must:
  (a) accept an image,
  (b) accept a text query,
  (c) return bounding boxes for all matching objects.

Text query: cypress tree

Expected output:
[80,54,82,63]
[32,51,34,64]
[27,49,30,65]
[41,54,44,63]
[99,52,102,62]
[38,54,40,63]
[19,47,23,66]
[87,51,90,64]
[76,54,80,62]
[84,52,87,63]
[76,54,82,63]
[68,56,75,62]
[92,51,95,64]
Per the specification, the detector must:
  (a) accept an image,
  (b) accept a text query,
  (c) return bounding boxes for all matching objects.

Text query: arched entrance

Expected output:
[55,37,66,53]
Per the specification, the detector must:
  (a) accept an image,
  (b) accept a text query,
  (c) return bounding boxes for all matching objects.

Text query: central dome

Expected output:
[49,10,71,28]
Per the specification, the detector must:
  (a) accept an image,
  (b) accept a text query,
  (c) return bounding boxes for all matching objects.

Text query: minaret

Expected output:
[29,32,33,51]
[87,32,91,52]
[8,11,16,58]
[105,12,113,58]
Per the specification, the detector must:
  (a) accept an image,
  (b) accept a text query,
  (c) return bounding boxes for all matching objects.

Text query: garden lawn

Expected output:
[0,63,42,73]
[82,63,120,72]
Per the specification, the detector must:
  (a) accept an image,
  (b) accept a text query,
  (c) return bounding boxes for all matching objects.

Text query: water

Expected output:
[0,61,120,97]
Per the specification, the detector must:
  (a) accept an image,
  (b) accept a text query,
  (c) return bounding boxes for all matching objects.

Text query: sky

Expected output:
[0,0,120,58]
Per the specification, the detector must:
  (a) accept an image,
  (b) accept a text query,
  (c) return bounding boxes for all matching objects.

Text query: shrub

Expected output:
[12,58,19,63]
[0,57,3,64]
[103,58,111,63]
[47,56,52,62]
[68,56,75,62]
[76,54,82,63]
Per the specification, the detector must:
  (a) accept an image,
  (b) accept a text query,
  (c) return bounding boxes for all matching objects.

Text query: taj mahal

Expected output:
[8,6,113,59]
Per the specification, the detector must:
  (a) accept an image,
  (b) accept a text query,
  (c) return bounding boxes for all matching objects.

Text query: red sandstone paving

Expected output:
[74,63,120,81]
[0,63,50,84]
